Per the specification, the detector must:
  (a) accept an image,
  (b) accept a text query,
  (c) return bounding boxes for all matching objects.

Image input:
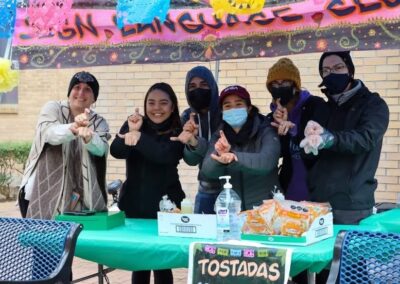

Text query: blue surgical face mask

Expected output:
[223,107,248,128]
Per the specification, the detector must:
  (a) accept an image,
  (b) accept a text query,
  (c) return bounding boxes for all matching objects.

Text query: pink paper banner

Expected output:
[13,0,400,47]
[11,0,400,69]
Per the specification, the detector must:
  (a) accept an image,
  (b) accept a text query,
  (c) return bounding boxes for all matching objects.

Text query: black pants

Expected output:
[292,269,329,284]
[131,269,173,284]
[18,188,29,218]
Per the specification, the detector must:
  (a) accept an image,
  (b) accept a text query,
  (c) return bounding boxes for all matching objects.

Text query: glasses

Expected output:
[74,72,95,83]
[322,64,348,77]
[270,80,293,88]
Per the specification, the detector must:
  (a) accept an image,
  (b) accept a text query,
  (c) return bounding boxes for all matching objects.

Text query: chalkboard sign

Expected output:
[188,241,292,284]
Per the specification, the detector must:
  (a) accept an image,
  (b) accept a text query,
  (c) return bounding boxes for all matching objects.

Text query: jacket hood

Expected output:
[185,66,219,113]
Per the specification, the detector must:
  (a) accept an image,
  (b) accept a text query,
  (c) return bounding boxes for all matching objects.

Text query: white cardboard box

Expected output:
[241,213,334,246]
[157,212,217,239]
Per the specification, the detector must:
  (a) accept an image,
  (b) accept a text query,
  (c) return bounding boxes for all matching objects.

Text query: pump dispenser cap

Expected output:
[219,176,232,189]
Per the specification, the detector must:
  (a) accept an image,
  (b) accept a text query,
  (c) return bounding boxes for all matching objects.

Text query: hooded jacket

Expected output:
[181,66,220,141]
[181,66,221,192]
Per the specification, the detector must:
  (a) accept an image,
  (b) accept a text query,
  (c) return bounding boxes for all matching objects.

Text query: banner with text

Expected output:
[12,0,400,69]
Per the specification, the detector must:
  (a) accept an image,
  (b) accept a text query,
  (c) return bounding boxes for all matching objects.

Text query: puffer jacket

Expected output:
[200,113,281,210]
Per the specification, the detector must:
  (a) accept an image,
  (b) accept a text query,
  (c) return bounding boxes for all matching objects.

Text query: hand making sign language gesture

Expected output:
[128,108,143,131]
[118,108,143,146]
[270,99,295,136]
[211,130,238,164]
[170,112,199,146]
[70,108,94,143]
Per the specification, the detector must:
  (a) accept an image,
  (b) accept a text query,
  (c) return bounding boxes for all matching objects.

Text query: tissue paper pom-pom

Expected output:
[0,58,19,93]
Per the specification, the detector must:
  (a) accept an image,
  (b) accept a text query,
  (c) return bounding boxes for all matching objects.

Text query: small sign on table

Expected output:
[188,241,292,284]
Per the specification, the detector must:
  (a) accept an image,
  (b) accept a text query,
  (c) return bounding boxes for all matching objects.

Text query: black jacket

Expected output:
[110,121,185,218]
[308,81,389,211]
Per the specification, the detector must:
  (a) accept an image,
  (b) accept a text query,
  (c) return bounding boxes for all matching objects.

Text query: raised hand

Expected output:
[78,126,94,144]
[170,130,197,145]
[74,108,90,127]
[271,120,295,136]
[118,131,141,146]
[214,130,231,155]
[273,99,288,124]
[211,152,238,164]
[183,113,199,136]
[70,108,90,135]
[300,134,323,155]
[304,120,324,136]
[170,113,199,146]
[128,108,143,132]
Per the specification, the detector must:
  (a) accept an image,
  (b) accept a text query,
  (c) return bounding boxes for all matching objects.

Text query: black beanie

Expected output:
[67,71,99,101]
[318,51,355,78]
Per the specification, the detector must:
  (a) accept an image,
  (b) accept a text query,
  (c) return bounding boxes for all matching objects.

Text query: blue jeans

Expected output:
[194,191,219,214]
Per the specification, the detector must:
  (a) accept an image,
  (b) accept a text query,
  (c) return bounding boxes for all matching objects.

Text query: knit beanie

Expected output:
[266,58,301,91]
[318,51,355,78]
[67,71,99,101]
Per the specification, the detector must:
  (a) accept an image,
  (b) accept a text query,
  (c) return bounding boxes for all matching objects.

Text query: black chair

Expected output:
[327,230,400,284]
[0,217,82,283]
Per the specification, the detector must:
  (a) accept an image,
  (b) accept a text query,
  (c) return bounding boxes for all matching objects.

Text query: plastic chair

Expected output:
[327,230,400,284]
[0,217,82,283]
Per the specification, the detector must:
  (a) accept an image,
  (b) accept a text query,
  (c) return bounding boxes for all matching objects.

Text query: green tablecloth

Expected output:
[360,208,400,233]
[74,219,378,276]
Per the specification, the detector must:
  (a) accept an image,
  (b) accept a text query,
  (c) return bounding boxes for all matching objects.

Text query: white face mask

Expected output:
[222,107,248,128]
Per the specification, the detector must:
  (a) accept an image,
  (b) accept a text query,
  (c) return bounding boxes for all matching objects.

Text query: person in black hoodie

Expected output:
[110,82,185,284]
[179,66,221,214]
[300,51,389,225]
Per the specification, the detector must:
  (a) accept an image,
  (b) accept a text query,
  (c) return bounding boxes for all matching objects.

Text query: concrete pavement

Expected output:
[0,200,188,284]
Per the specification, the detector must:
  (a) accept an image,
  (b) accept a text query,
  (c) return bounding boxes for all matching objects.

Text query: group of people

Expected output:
[18,51,389,284]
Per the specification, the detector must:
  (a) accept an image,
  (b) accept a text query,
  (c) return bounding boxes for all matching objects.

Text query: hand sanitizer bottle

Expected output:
[215,176,242,241]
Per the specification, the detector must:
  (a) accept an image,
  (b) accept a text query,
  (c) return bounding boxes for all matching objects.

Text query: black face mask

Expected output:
[270,86,295,106]
[187,88,211,112]
[321,73,351,95]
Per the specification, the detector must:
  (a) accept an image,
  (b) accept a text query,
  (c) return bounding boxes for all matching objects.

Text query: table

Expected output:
[74,219,379,280]
[360,208,400,233]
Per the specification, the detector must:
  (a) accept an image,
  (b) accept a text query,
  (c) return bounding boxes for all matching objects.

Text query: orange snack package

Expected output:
[272,199,310,236]
[300,201,331,223]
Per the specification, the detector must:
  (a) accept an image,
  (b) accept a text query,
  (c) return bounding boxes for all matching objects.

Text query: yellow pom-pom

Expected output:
[0,58,19,93]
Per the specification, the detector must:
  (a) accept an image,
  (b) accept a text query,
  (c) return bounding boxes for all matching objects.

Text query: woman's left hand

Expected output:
[272,99,288,123]
[128,108,143,132]
[271,120,295,136]
[215,130,231,155]
[211,152,238,164]
[78,127,93,144]
[118,131,141,146]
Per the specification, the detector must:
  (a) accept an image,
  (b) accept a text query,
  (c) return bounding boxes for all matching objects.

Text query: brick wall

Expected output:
[1,50,399,202]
